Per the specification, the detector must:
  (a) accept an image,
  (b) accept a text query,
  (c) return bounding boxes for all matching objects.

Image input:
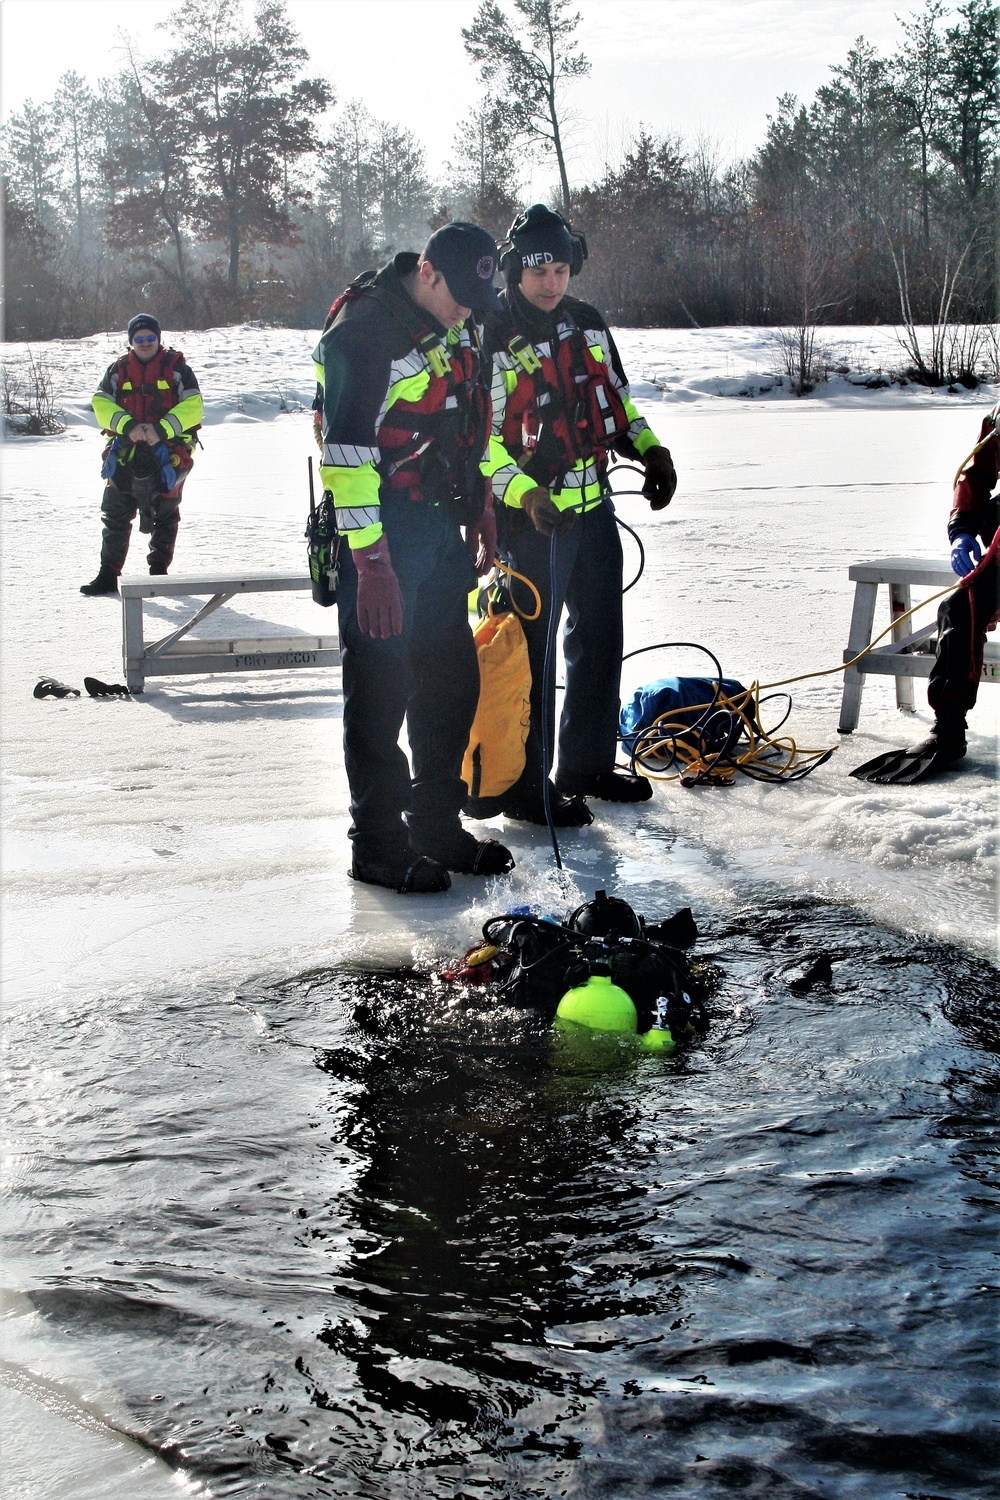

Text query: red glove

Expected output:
[353,535,404,638]
[466,504,497,575]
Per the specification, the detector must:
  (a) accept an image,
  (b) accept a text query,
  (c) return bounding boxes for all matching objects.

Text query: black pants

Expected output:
[337,499,479,863]
[498,499,624,798]
[927,556,999,720]
[99,460,185,573]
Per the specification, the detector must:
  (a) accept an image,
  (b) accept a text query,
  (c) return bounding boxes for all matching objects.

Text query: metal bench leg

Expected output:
[838,580,878,733]
[889,581,915,712]
[123,595,146,693]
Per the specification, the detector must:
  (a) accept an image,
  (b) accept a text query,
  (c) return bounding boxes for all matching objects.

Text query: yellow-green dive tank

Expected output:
[639,994,677,1053]
[554,971,637,1034]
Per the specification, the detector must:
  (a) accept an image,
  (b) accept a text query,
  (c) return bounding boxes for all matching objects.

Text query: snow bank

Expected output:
[2,323,995,434]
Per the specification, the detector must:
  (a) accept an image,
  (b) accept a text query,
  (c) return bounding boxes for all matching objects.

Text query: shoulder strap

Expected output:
[323,269,377,333]
[367,280,453,379]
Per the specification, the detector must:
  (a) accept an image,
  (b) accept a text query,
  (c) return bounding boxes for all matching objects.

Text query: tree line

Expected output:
[3,0,997,345]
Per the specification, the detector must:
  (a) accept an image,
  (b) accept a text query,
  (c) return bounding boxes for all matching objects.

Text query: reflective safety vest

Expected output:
[315,266,491,526]
[499,311,631,485]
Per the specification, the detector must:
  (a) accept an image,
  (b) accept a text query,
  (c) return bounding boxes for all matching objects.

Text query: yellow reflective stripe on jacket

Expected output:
[92,393,132,435]
[320,460,383,549]
[383,368,431,414]
[157,391,203,439]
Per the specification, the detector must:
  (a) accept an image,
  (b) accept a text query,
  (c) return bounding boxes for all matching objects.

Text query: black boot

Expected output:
[501,783,594,827]
[350,849,451,894]
[80,566,119,596]
[909,717,967,765]
[556,768,653,803]
[408,821,515,875]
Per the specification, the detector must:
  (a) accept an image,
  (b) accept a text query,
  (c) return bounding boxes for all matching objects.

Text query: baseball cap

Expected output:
[422,222,501,313]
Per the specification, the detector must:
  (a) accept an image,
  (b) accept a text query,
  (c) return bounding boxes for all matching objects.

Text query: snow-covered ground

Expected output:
[2,324,997,1023]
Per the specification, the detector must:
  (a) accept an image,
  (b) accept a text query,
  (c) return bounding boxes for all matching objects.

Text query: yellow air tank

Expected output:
[554,972,638,1034]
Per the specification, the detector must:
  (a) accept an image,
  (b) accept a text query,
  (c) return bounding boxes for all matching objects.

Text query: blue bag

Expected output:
[620,676,751,751]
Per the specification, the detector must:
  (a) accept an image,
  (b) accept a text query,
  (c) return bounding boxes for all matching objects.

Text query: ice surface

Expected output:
[2,325,996,1019]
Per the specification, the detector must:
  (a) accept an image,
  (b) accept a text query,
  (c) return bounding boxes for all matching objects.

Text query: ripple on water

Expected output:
[2,896,998,1498]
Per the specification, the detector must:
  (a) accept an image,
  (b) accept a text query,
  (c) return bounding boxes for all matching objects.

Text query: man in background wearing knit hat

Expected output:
[470,204,678,828]
[81,314,203,594]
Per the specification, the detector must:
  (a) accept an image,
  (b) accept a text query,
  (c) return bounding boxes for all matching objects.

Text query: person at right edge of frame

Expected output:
[852,399,999,784]
[314,222,515,894]
[467,203,678,828]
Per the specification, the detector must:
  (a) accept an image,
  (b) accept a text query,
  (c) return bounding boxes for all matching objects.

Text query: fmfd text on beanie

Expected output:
[511,205,574,270]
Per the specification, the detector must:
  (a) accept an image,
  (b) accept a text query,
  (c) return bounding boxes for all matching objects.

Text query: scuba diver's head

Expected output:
[568,890,642,942]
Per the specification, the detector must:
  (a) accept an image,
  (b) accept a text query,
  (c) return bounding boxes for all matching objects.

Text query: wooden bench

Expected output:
[838,556,1000,732]
[121,574,340,693]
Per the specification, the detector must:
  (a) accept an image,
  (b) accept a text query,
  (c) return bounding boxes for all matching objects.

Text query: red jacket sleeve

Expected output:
[949,406,999,542]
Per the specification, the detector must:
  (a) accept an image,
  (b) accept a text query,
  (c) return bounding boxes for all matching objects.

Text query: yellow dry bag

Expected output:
[462,609,531,800]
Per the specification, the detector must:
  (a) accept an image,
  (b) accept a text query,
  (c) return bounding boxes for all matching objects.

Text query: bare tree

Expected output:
[462,0,589,216]
[886,228,974,384]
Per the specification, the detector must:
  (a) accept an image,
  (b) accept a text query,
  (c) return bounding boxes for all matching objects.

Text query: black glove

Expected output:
[642,446,677,510]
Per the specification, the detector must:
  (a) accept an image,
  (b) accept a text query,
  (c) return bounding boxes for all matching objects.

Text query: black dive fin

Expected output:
[33,677,80,699]
[84,676,131,698]
[851,743,962,785]
[850,749,908,783]
[881,748,958,785]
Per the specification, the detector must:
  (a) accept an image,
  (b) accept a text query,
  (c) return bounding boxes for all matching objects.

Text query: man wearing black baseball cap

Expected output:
[312,222,513,894]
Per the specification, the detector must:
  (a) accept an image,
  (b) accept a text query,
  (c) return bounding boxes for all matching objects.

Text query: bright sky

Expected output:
[0,0,945,196]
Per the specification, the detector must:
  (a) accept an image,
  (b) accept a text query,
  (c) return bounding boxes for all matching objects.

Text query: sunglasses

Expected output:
[132,332,158,345]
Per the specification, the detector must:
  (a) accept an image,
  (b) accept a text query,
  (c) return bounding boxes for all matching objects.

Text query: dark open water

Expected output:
[3,895,998,1498]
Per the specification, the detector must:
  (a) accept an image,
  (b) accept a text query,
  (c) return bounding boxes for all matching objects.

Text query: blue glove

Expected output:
[154,441,177,493]
[950,533,982,577]
[100,437,121,480]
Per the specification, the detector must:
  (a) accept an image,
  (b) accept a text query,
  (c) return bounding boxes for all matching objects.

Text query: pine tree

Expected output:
[462,0,589,216]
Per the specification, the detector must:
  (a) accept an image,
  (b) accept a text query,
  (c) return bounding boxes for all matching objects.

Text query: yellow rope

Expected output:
[758,580,958,690]
[631,579,962,785]
[953,427,998,489]
[490,559,542,621]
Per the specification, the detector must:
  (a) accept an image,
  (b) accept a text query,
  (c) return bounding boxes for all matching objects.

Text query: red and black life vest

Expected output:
[114,348,190,428]
[500,312,630,484]
[315,269,490,521]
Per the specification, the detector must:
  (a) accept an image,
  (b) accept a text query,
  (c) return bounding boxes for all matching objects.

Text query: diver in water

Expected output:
[852,401,999,785]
